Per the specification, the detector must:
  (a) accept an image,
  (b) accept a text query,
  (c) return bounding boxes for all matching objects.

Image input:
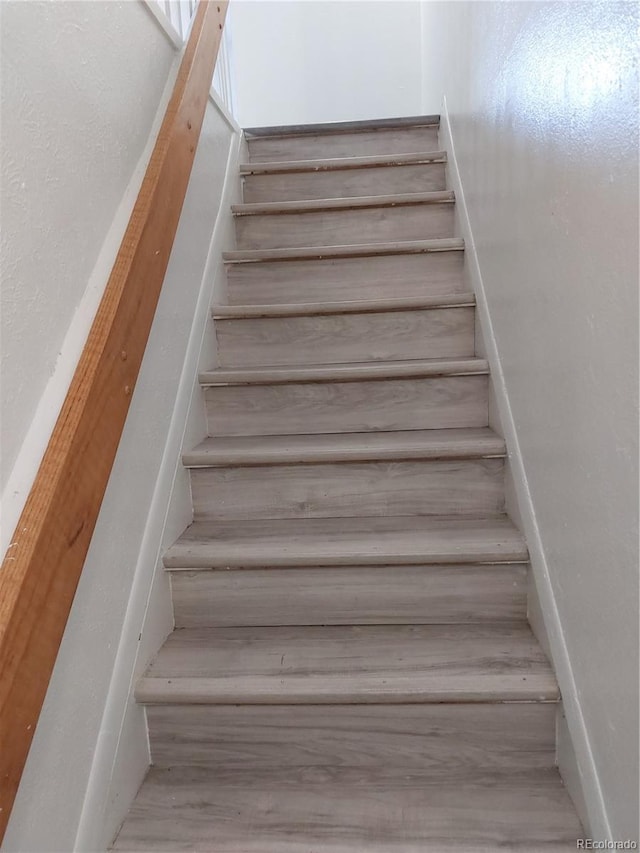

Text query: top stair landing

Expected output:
[244,115,441,162]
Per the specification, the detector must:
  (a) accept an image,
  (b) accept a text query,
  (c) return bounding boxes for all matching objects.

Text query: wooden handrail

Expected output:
[0,0,227,837]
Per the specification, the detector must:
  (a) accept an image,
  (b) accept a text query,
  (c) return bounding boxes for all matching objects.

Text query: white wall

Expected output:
[0,1,176,537]
[420,0,638,840]
[1,1,242,848]
[228,0,423,128]
[3,88,240,853]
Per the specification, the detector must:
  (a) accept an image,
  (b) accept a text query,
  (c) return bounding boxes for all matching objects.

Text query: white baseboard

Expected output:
[438,95,610,839]
[73,127,243,852]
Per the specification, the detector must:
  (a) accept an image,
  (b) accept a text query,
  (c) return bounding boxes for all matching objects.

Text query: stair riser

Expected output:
[247,126,440,162]
[234,204,455,251]
[146,703,556,772]
[242,162,447,203]
[164,517,529,570]
[190,458,504,521]
[216,307,474,367]
[226,249,465,305]
[171,564,527,627]
[205,375,488,436]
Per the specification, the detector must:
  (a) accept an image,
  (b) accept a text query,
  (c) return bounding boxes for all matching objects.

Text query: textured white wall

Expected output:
[228,0,423,127]
[0,1,175,538]
[420,0,638,840]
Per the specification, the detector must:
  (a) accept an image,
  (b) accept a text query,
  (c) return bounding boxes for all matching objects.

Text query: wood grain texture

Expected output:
[0,2,227,836]
[162,515,528,569]
[226,248,466,305]
[243,115,440,137]
[212,292,475,318]
[200,357,488,386]
[170,563,527,627]
[190,458,505,520]
[205,375,488,436]
[135,624,557,703]
[242,163,447,203]
[235,203,456,251]
[239,150,447,174]
[112,765,582,851]
[182,427,506,467]
[215,306,475,366]
[232,190,454,214]
[223,236,464,264]
[146,702,554,769]
[247,125,441,161]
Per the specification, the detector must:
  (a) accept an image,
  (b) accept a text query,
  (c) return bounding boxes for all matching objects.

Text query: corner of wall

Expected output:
[438,95,609,840]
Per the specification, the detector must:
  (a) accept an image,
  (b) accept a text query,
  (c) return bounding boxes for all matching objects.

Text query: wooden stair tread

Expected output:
[213,292,475,319]
[240,149,447,175]
[223,237,464,264]
[232,190,454,216]
[243,114,440,139]
[182,428,506,467]
[135,623,558,704]
[199,357,488,386]
[163,515,527,569]
[112,765,581,852]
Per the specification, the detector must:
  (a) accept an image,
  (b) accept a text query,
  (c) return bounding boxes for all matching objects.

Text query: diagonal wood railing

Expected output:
[0,0,227,837]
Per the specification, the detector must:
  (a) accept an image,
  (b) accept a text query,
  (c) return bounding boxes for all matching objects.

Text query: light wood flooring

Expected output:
[112,115,583,851]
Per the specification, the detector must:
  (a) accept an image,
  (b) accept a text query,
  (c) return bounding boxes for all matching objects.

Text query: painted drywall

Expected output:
[3,89,238,851]
[228,0,422,128]
[0,0,175,547]
[421,1,638,840]
[1,0,239,847]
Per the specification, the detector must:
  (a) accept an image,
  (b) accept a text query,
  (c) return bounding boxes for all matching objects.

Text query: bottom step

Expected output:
[112,765,583,852]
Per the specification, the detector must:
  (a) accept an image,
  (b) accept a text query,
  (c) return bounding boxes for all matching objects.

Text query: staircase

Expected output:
[113,117,583,851]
